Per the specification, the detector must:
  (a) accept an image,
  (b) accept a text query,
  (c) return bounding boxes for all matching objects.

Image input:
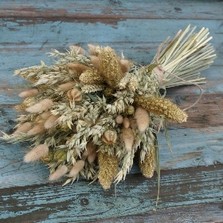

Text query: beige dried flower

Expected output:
[44,115,59,129]
[102,130,117,145]
[13,122,32,135]
[98,46,124,88]
[67,63,89,76]
[27,123,45,136]
[88,152,97,164]
[49,165,68,181]
[26,99,54,113]
[58,82,75,91]
[83,142,97,163]
[98,151,118,189]
[19,88,39,98]
[139,145,156,178]
[68,160,85,178]
[5,26,215,190]
[115,115,123,124]
[79,68,104,85]
[123,117,130,129]
[24,144,49,163]
[67,88,82,102]
[121,128,134,152]
[134,107,150,132]
[39,111,52,120]
[135,95,188,123]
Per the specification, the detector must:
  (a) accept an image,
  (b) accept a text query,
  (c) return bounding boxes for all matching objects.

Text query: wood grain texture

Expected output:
[0,0,223,20]
[0,165,222,223]
[89,203,223,223]
[0,0,223,222]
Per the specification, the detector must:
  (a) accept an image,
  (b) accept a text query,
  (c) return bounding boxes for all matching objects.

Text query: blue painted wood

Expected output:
[0,165,222,222]
[0,0,223,20]
[0,20,222,66]
[0,0,222,221]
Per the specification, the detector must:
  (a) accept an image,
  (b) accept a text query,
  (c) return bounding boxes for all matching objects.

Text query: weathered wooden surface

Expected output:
[0,0,223,222]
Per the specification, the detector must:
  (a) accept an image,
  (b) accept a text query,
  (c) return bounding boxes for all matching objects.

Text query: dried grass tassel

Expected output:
[98,151,119,189]
[49,165,68,181]
[135,95,187,123]
[24,144,49,163]
[139,144,156,178]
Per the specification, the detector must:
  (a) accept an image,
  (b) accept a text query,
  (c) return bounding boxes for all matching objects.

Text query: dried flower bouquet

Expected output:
[3,25,216,189]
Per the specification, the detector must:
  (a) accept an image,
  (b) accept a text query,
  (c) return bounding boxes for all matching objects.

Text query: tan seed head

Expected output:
[49,165,68,181]
[19,89,39,98]
[26,99,53,113]
[68,160,85,178]
[121,128,134,152]
[102,130,117,145]
[44,115,59,129]
[134,107,150,132]
[24,144,49,163]
[58,82,75,91]
[67,88,82,102]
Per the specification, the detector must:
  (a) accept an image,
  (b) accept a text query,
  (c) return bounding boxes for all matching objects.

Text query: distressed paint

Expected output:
[0,0,223,221]
[0,0,223,20]
[0,165,222,222]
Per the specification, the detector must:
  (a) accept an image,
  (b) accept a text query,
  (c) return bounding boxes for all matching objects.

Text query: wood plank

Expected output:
[1,19,222,66]
[0,165,222,223]
[90,203,223,223]
[0,0,223,20]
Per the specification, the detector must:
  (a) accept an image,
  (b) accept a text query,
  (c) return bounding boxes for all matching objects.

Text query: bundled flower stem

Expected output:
[3,25,216,190]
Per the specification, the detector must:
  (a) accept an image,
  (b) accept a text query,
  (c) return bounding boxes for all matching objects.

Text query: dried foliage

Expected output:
[3,25,216,189]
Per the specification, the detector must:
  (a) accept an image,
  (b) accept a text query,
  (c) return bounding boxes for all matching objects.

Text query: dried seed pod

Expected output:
[67,88,82,102]
[87,151,97,164]
[98,47,124,88]
[119,59,132,73]
[121,128,134,152]
[134,107,150,132]
[102,130,117,145]
[24,144,49,163]
[129,118,137,130]
[19,88,39,98]
[27,123,45,136]
[115,115,123,124]
[90,55,100,69]
[67,63,88,75]
[26,99,54,113]
[79,68,104,85]
[85,141,96,156]
[139,145,156,178]
[49,165,68,181]
[135,95,188,123]
[126,105,135,115]
[123,117,130,129]
[58,82,75,91]
[83,142,97,163]
[13,122,32,135]
[68,160,85,178]
[44,115,59,129]
[39,111,52,120]
[98,151,119,190]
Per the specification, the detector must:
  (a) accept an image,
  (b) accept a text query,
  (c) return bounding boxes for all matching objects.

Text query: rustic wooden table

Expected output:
[0,1,223,222]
